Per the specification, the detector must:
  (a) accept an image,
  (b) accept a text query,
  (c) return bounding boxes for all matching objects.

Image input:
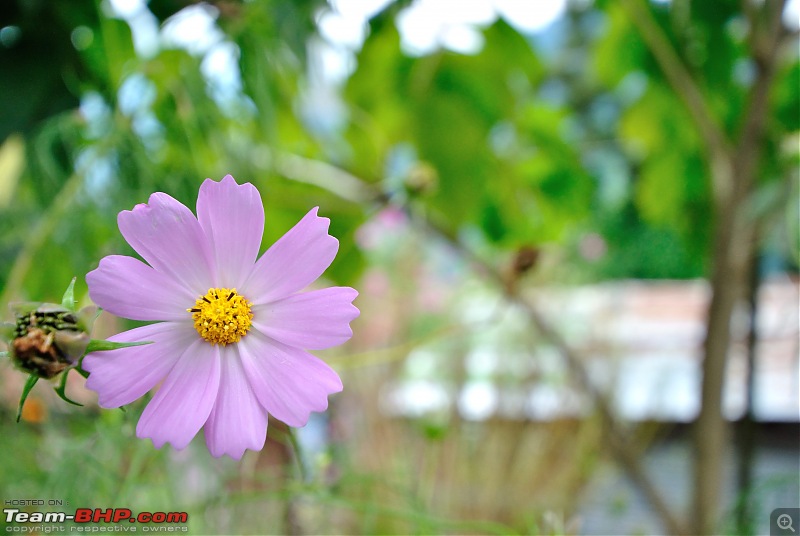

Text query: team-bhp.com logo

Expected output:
[4,508,188,532]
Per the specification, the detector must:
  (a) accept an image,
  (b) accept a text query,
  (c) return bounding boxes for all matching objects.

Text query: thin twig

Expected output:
[620,0,732,199]
[415,216,687,536]
[270,149,382,205]
[275,155,687,535]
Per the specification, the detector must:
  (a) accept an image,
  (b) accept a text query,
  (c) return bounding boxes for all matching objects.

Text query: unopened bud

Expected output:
[404,162,438,196]
[8,304,92,379]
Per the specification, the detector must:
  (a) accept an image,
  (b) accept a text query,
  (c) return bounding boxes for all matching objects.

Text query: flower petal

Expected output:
[238,332,342,427]
[244,208,338,305]
[204,345,268,459]
[196,176,265,287]
[252,287,359,350]
[136,338,221,450]
[83,322,196,408]
[118,192,215,294]
[87,255,197,321]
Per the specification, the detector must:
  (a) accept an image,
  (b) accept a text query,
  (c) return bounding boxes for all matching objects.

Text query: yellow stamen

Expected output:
[188,288,253,346]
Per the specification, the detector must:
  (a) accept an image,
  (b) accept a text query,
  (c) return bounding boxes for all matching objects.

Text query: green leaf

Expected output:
[593,3,647,87]
[54,369,83,407]
[84,339,152,353]
[61,276,77,311]
[16,374,39,423]
[774,62,800,132]
[635,151,685,225]
[79,17,138,92]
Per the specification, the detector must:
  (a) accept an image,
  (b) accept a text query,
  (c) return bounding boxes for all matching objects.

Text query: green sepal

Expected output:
[73,306,99,336]
[61,277,77,311]
[8,302,96,334]
[0,323,14,342]
[84,339,152,353]
[54,369,83,407]
[9,302,42,316]
[85,306,101,327]
[16,374,39,423]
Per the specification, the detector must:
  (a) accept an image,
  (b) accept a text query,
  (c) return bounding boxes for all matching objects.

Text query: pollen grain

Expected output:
[188,288,253,346]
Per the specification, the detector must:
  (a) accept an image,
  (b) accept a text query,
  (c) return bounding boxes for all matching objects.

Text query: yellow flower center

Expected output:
[188,288,253,346]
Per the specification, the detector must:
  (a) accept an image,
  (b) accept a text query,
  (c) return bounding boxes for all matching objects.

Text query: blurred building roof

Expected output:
[383,276,800,423]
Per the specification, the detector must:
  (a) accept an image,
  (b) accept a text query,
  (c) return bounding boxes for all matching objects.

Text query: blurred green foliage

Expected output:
[0,0,797,533]
[0,0,797,304]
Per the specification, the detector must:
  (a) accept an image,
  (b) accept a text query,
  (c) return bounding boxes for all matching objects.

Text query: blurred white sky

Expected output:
[107,0,570,89]
[109,0,569,55]
[322,0,567,55]
[105,0,800,92]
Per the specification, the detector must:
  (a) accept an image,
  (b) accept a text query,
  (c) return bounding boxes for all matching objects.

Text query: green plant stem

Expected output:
[1,173,83,306]
[113,439,154,504]
[286,427,308,484]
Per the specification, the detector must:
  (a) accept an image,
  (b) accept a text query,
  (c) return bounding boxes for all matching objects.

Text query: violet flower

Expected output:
[84,175,358,459]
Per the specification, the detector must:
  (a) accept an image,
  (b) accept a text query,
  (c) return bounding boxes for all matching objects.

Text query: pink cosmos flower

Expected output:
[84,175,358,459]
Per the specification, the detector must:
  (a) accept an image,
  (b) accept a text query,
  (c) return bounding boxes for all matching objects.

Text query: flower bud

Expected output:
[7,304,93,379]
[404,162,438,197]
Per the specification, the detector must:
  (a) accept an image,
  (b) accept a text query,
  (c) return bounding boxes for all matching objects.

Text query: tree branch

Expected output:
[734,0,788,189]
[269,149,383,205]
[415,214,687,536]
[275,154,687,535]
[620,0,732,197]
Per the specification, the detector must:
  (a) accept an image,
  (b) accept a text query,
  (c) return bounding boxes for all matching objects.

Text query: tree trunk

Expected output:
[692,154,753,535]
[735,251,760,534]
[691,2,785,530]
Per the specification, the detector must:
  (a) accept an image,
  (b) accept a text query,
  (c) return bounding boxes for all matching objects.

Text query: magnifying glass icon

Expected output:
[778,514,795,533]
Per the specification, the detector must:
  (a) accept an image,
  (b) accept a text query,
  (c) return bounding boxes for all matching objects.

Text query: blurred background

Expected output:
[0,0,798,534]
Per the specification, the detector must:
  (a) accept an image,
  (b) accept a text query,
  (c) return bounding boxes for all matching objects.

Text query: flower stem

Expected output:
[286,427,308,483]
